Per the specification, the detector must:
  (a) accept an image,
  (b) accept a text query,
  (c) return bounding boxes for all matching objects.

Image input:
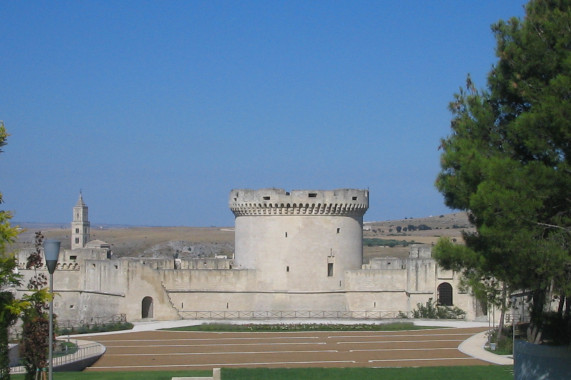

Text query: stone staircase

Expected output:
[161,281,184,319]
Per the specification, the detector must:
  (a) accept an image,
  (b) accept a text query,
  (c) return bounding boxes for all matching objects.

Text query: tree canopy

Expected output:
[0,122,26,379]
[435,0,571,335]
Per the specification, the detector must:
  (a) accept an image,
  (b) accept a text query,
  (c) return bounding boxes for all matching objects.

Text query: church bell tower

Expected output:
[71,192,90,249]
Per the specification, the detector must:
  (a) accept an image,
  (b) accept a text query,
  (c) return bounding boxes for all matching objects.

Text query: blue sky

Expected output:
[1,1,527,227]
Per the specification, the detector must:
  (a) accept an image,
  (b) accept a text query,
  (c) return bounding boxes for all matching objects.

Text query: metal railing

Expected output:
[10,341,105,374]
[178,310,403,320]
[53,342,104,367]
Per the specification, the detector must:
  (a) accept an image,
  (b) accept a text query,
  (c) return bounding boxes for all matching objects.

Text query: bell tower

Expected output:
[71,192,90,249]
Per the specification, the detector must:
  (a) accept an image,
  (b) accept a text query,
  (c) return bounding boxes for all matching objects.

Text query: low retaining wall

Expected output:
[514,340,571,380]
[53,341,106,372]
[54,353,103,372]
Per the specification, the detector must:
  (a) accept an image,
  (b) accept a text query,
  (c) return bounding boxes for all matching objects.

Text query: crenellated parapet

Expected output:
[16,260,80,271]
[229,188,369,217]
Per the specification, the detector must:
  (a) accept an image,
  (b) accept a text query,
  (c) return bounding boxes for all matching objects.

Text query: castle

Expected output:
[16,190,485,325]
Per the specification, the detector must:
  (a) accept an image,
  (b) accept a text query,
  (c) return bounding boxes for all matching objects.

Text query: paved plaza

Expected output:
[85,326,493,372]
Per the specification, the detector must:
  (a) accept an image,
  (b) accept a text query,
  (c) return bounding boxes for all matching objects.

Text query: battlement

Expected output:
[229,188,369,217]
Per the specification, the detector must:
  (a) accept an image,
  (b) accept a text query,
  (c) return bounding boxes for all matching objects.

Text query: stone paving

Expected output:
[56,319,512,375]
[127,318,513,366]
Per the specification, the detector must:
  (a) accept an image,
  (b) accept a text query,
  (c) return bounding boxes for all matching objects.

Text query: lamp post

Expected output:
[44,240,60,380]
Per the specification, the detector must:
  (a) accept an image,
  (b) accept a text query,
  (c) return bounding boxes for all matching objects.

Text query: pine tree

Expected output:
[435,0,571,343]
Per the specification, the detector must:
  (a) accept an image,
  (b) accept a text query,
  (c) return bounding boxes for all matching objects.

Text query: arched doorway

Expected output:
[142,296,153,319]
[437,282,453,306]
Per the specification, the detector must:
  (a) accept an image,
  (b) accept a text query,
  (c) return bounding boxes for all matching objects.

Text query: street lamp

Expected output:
[44,240,60,380]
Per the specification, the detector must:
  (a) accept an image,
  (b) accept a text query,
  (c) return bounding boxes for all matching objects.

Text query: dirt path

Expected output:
[86,327,490,372]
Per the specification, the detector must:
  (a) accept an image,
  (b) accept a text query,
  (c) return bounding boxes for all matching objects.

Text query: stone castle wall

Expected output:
[17,245,481,322]
[14,189,484,324]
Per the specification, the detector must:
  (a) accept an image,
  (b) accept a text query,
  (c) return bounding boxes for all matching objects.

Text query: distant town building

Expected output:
[71,193,90,250]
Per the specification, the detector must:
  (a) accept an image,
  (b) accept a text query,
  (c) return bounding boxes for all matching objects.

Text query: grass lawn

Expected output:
[222,366,515,380]
[11,370,212,380]
[10,366,513,380]
[222,366,514,380]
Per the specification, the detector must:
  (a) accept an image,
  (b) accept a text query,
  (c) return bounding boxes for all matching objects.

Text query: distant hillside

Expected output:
[14,212,473,262]
[362,212,473,261]
[365,212,472,236]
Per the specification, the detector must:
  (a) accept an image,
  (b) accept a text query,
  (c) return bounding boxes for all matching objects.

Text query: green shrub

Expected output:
[487,327,514,355]
[412,298,466,319]
[539,312,571,345]
[57,321,133,336]
[363,238,419,247]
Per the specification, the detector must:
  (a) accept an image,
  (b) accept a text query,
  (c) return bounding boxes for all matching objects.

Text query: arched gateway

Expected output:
[142,296,153,319]
[437,282,453,306]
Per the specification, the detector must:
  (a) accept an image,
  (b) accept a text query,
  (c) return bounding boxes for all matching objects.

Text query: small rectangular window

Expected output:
[352,196,357,200]
[328,263,334,277]
[263,196,270,200]
[337,228,340,234]
[285,232,288,238]
[75,228,79,233]
[286,266,289,272]
[70,255,77,261]
[309,193,317,198]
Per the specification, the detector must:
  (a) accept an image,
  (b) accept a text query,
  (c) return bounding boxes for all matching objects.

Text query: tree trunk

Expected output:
[496,283,507,343]
[531,288,546,323]
[0,323,9,380]
[528,288,547,343]
[557,294,565,318]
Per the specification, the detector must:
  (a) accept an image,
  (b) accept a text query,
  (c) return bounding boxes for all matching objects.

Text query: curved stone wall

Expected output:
[230,189,369,295]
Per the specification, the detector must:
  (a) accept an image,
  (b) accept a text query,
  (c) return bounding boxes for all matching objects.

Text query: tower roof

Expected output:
[75,192,86,207]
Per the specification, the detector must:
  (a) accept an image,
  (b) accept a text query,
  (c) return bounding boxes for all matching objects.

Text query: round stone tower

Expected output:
[229,188,369,293]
